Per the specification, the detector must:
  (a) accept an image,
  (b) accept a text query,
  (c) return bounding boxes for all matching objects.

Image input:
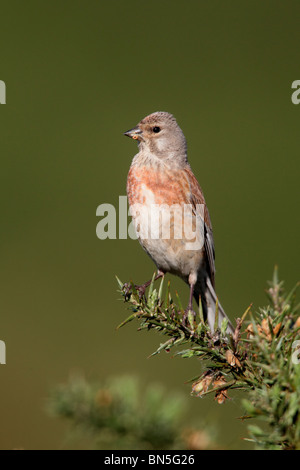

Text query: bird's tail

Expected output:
[194,277,234,335]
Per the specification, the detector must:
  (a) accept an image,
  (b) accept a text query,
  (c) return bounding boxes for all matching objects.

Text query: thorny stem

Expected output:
[116,269,300,450]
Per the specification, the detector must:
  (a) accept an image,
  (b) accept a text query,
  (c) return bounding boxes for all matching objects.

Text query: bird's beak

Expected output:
[123,126,143,140]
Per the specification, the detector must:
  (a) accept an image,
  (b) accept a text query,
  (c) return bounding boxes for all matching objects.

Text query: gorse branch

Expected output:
[48,375,215,450]
[117,267,300,449]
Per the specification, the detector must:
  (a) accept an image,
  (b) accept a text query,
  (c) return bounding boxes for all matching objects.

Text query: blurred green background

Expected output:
[0,0,299,449]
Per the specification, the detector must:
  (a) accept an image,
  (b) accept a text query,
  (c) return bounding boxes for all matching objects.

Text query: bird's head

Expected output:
[124,111,187,163]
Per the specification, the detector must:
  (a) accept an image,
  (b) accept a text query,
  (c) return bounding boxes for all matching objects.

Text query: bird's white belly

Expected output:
[129,184,205,277]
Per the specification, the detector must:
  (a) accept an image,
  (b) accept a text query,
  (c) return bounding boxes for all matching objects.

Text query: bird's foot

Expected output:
[122,282,147,301]
[182,305,197,328]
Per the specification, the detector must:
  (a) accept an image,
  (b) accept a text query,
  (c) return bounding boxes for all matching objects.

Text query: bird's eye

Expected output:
[152,126,161,133]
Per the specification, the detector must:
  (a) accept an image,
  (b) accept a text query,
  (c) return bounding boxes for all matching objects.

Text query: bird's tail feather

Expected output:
[194,277,234,335]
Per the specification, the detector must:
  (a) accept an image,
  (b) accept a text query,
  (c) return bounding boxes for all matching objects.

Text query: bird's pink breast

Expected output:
[126,164,207,278]
[127,165,190,207]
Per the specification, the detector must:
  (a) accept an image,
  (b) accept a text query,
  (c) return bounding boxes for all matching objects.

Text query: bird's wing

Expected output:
[183,166,216,288]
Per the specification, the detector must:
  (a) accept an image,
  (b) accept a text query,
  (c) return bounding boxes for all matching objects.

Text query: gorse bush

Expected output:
[117,268,300,450]
[49,269,300,450]
[48,375,215,450]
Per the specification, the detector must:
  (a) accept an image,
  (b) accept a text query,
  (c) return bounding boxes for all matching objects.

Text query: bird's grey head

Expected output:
[124,112,188,164]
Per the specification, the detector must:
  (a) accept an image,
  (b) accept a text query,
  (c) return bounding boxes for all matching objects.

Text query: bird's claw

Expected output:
[122,283,132,301]
[122,282,147,301]
[182,307,197,328]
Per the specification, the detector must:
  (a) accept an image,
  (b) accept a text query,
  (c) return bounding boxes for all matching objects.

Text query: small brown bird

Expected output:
[124,111,234,334]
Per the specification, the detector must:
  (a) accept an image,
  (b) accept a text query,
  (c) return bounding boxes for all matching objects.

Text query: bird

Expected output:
[124,111,234,335]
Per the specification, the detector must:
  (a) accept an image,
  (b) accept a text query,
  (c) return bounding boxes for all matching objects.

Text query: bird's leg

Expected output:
[183,280,197,326]
[123,270,164,300]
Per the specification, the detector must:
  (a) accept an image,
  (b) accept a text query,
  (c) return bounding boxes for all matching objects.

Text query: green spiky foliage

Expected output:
[117,268,300,449]
[48,375,215,450]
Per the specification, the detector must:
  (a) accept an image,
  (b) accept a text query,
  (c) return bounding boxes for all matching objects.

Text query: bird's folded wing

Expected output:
[183,167,216,288]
